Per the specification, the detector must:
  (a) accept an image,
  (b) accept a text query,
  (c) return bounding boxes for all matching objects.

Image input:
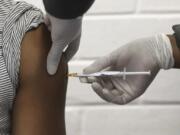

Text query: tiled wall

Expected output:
[17,0,180,134]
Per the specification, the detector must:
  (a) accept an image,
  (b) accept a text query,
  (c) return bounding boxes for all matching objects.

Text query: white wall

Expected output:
[17,0,180,134]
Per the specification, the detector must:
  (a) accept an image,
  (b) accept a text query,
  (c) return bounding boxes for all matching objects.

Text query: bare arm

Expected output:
[11,24,68,135]
[168,35,180,68]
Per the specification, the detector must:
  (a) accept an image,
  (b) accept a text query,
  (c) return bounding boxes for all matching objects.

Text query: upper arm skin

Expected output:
[11,24,68,135]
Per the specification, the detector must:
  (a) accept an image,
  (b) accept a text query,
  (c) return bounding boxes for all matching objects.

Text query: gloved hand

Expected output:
[45,13,82,75]
[80,34,174,104]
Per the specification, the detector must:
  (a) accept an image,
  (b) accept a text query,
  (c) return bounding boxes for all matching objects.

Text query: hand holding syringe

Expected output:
[69,34,174,105]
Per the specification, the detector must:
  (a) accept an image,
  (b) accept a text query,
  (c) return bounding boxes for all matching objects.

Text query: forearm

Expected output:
[167,35,180,68]
[12,89,65,135]
[11,85,66,135]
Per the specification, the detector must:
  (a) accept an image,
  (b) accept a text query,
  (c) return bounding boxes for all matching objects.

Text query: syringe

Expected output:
[68,68,151,80]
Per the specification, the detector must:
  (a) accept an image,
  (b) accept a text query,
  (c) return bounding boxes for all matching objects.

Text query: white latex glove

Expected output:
[80,34,174,104]
[45,13,82,75]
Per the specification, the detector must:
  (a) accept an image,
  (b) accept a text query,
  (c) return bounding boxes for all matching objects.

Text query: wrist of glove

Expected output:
[153,34,174,69]
[80,34,174,105]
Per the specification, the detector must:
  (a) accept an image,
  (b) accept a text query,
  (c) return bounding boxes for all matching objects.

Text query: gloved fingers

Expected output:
[92,82,120,103]
[98,77,128,103]
[83,55,113,74]
[47,42,67,75]
[101,88,117,103]
[79,75,114,92]
[64,35,81,61]
[102,77,134,104]
[112,77,135,97]
[99,76,114,90]
[79,76,97,83]
[103,88,129,104]
[79,70,107,84]
[91,79,134,104]
[91,82,112,102]
[111,89,122,95]
[112,92,133,105]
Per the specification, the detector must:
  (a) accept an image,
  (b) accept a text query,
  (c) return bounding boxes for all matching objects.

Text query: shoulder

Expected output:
[19,24,68,90]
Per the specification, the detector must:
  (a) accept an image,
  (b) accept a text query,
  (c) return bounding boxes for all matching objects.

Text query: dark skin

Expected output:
[168,35,180,68]
[11,24,67,135]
